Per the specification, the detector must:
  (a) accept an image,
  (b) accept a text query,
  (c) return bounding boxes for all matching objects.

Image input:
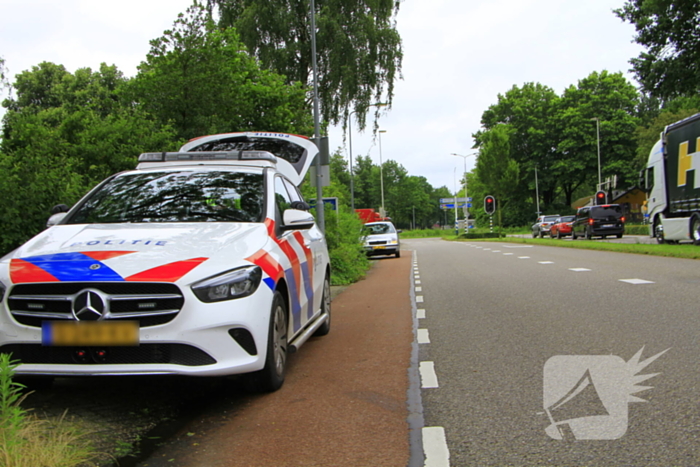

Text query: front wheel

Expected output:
[556,230,562,239]
[572,229,577,240]
[691,214,700,245]
[314,273,331,337]
[246,291,288,393]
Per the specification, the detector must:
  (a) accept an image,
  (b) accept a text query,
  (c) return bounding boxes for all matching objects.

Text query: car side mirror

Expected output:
[47,212,67,228]
[281,209,315,231]
[290,201,311,211]
[397,229,403,234]
[51,204,70,214]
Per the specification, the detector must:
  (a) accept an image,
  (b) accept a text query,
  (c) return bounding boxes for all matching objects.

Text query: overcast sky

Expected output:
[0,0,642,192]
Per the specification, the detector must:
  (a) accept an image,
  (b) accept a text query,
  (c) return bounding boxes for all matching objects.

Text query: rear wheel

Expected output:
[584,228,591,240]
[539,231,545,238]
[314,273,331,337]
[246,291,288,392]
[556,230,562,239]
[572,229,577,240]
[616,233,623,239]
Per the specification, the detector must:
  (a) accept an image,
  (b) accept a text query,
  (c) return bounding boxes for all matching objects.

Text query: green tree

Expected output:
[130,4,313,141]
[476,82,560,215]
[0,63,177,253]
[208,0,403,131]
[556,71,640,200]
[475,124,520,230]
[0,56,8,90]
[615,1,700,100]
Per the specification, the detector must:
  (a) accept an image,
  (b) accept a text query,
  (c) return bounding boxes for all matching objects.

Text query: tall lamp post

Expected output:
[378,129,387,216]
[347,103,387,210]
[451,152,477,232]
[591,117,602,189]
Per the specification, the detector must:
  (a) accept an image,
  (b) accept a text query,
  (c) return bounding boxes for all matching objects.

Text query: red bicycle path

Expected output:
[141,253,414,467]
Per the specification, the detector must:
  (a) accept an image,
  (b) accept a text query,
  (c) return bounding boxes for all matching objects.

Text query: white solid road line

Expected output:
[419,361,439,388]
[417,328,430,344]
[422,426,450,467]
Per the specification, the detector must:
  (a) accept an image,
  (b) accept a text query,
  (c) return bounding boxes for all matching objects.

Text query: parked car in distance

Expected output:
[550,215,576,239]
[363,221,401,258]
[532,215,561,238]
[571,204,625,240]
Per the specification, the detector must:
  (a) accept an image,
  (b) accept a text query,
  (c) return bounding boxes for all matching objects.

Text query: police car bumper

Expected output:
[0,287,275,377]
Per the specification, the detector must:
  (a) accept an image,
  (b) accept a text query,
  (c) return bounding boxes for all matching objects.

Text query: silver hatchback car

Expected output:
[362,221,401,258]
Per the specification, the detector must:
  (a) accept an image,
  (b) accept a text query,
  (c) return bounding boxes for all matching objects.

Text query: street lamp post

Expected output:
[378,129,387,216]
[591,117,602,189]
[451,152,477,232]
[347,103,387,210]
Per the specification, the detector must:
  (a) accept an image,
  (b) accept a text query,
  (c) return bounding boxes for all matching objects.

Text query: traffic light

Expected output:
[595,190,607,205]
[484,195,496,215]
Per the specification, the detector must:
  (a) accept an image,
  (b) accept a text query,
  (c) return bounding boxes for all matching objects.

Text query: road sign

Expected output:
[440,197,468,204]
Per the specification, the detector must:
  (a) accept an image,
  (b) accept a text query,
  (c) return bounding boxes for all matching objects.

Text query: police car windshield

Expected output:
[66,170,265,224]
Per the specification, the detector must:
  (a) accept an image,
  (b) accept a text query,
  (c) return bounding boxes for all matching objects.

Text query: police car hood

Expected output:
[5,223,269,285]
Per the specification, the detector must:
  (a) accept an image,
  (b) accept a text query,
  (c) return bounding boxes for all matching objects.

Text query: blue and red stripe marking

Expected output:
[244,219,315,332]
[10,251,207,284]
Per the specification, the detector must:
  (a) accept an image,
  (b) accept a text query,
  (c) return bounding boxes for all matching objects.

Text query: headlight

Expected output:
[192,266,262,303]
[388,240,398,245]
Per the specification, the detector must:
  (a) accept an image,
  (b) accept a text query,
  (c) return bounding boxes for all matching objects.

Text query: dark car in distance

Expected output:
[571,205,625,240]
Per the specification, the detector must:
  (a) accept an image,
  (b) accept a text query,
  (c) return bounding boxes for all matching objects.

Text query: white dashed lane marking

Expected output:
[419,361,439,388]
[569,268,591,272]
[422,427,450,467]
[619,278,655,285]
[416,296,424,303]
[417,329,430,344]
[417,309,426,319]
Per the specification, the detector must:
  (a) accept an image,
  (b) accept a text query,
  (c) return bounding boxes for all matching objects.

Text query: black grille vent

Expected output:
[8,282,184,328]
[0,343,215,366]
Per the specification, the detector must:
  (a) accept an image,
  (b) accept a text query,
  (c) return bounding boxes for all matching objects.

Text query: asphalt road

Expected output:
[406,238,700,466]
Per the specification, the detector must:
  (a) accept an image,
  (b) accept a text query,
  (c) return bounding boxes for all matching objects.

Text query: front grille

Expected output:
[8,283,184,328]
[0,343,216,366]
[369,240,387,245]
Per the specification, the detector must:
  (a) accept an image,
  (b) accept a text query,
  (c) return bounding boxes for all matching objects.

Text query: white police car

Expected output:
[0,132,331,392]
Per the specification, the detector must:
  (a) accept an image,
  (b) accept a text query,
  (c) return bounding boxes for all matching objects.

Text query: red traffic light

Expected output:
[484,195,496,215]
[595,191,607,205]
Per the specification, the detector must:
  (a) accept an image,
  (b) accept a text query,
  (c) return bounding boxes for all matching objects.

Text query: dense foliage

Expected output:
[615,0,700,100]
[207,0,403,132]
[131,4,313,141]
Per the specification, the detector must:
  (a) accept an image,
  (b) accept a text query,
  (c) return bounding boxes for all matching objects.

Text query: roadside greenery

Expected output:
[0,354,98,466]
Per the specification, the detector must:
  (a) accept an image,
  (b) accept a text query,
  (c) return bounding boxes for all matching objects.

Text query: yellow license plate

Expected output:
[373,245,386,249]
[42,321,139,346]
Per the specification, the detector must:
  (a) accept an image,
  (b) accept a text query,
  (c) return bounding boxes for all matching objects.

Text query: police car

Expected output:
[0,132,331,392]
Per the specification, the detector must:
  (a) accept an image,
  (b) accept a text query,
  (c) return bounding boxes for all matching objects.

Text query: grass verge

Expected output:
[0,354,102,467]
[457,236,700,260]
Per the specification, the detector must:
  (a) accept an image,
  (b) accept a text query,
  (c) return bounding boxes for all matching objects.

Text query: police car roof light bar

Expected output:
[138,151,277,163]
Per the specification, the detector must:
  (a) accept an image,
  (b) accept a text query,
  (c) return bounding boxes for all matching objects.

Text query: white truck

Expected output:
[642,112,700,244]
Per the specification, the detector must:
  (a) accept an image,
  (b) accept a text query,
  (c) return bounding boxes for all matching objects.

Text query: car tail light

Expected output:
[588,218,594,225]
[621,216,625,223]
